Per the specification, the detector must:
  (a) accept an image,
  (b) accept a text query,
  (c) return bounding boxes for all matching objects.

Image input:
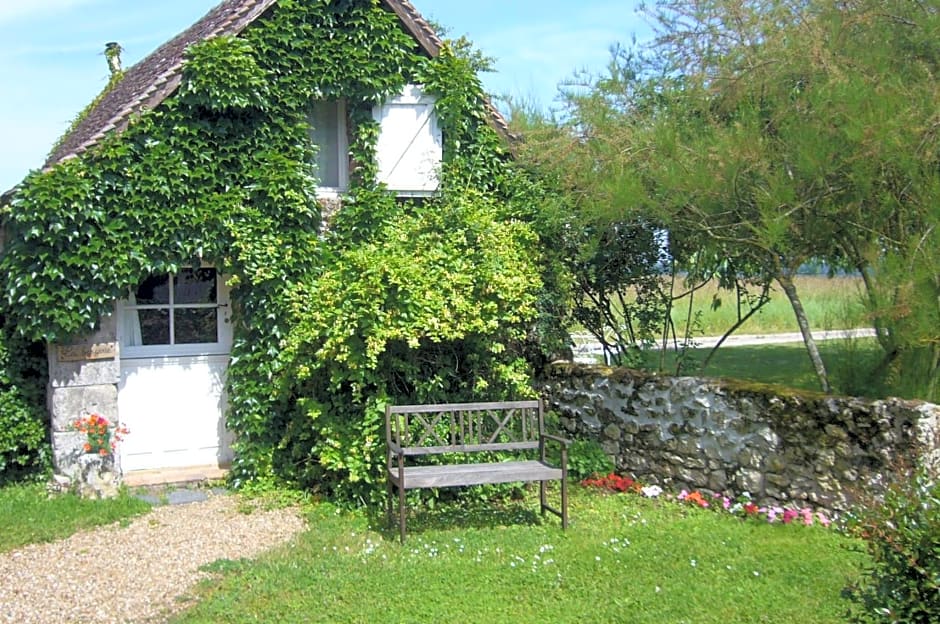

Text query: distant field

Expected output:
[669,275,868,337]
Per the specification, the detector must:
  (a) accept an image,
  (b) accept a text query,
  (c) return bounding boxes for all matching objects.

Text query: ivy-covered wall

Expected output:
[0,0,568,494]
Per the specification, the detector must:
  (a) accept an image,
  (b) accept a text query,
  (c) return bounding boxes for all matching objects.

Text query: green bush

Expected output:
[845,467,940,623]
[565,439,615,480]
[0,323,49,484]
[274,191,545,504]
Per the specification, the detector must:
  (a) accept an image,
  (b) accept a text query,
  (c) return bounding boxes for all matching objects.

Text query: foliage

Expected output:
[179,36,270,112]
[519,0,940,399]
[275,189,545,503]
[566,219,669,367]
[845,468,940,623]
[0,1,566,487]
[174,487,864,623]
[0,321,48,484]
[0,482,150,553]
[566,439,615,480]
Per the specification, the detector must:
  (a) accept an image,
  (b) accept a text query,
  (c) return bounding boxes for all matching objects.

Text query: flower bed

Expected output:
[582,472,832,528]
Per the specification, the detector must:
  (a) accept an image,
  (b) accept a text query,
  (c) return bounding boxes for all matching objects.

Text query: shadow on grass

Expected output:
[367,495,547,541]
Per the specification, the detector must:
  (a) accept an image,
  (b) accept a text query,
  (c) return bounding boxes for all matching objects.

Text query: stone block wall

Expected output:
[543,364,940,513]
[47,308,121,483]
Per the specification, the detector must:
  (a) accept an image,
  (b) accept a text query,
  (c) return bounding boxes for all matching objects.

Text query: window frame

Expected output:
[117,269,232,360]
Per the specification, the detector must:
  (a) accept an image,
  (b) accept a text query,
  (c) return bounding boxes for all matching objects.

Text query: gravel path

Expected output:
[0,494,307,623]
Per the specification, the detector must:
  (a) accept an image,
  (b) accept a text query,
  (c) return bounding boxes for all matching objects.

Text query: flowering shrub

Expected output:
[844,468,940,623]
[581,473,832,528]
[678,490,709,508]
[72,413,128,456]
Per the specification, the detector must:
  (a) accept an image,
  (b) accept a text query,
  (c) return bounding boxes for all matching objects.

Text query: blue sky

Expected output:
[0,0,652,192]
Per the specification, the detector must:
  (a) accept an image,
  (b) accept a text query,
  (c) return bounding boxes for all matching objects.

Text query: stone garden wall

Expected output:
[543,364,940,513]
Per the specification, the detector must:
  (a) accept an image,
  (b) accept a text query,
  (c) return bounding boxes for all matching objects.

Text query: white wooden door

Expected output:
[117,269,234,472]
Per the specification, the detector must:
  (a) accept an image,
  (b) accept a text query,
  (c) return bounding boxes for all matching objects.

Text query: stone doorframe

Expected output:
[48,306,122,488]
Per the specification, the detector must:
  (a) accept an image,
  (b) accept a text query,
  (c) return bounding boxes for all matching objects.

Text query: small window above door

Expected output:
[119,269,232,359]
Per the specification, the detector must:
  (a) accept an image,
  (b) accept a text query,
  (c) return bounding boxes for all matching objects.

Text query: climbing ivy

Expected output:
[0,0,567,492]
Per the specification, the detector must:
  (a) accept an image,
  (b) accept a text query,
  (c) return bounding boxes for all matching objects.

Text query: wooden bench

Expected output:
[385,399,569,542]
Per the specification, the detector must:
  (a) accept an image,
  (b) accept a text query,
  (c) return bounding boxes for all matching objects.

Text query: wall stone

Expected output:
[47,308,122,485]
[543,364,940,513]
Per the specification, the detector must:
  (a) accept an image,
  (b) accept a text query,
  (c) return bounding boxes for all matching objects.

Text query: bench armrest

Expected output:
[388,441,404,457]
[541,433,572,448]
[540,433,571,471]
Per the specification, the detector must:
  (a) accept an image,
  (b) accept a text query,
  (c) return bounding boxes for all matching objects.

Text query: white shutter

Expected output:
[373,84,442,194]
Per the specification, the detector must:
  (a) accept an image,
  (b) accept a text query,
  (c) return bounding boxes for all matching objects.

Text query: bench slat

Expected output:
[400,441,539,456]
[387,400,540,414]
[390,460,562,489]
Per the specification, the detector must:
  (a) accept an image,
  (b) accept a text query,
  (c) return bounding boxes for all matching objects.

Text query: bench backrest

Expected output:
[386,400,544,456]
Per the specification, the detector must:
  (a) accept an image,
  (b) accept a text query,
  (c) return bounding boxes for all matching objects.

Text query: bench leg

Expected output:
[385,478,393,528]
[561,476,568,530]
[398,484,407,543]
[539,480,547,516]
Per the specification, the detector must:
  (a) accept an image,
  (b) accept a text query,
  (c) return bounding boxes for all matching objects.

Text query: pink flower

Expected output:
[782,509,799,524]
[678,490,689,501]
[816,512,831,528]
[800,508,814,526]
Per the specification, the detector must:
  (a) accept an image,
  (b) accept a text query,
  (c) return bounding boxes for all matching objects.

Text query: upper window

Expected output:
[373,85,442,195]
[308,100,349,193]
[119,268,232,358]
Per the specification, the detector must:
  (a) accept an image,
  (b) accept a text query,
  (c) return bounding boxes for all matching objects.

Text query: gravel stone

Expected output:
[0,494,306,623]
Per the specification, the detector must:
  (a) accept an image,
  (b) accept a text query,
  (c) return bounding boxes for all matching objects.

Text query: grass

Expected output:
[173,487,866,624]
[669,275,868,337]
[651,337,884,396]
[0,481,151,553]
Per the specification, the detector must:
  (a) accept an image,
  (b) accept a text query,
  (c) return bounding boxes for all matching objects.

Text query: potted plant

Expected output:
[69,413,129,498]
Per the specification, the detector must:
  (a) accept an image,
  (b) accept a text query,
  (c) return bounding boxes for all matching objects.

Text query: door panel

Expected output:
[119,356,233,472]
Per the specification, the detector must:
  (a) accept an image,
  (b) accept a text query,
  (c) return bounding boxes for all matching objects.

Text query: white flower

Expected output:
[641,485,663,498]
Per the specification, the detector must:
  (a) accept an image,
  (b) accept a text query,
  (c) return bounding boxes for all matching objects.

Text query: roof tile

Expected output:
[45,0,512,169]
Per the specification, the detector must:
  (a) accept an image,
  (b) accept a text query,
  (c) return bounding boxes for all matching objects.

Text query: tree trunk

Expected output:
[777,274,832,394]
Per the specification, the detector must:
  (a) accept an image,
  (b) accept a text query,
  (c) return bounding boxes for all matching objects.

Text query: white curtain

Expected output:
[121,292,143,347]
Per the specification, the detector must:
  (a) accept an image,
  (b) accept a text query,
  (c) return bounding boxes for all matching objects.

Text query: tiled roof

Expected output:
[44,0,513,169]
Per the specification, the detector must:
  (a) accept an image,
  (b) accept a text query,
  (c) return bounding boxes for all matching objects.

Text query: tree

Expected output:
[519,0,940,398]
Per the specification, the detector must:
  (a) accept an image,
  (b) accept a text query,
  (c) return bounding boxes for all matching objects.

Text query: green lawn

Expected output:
[174,487,865,624]
[0,482,151,553]
[650,338,884,397]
